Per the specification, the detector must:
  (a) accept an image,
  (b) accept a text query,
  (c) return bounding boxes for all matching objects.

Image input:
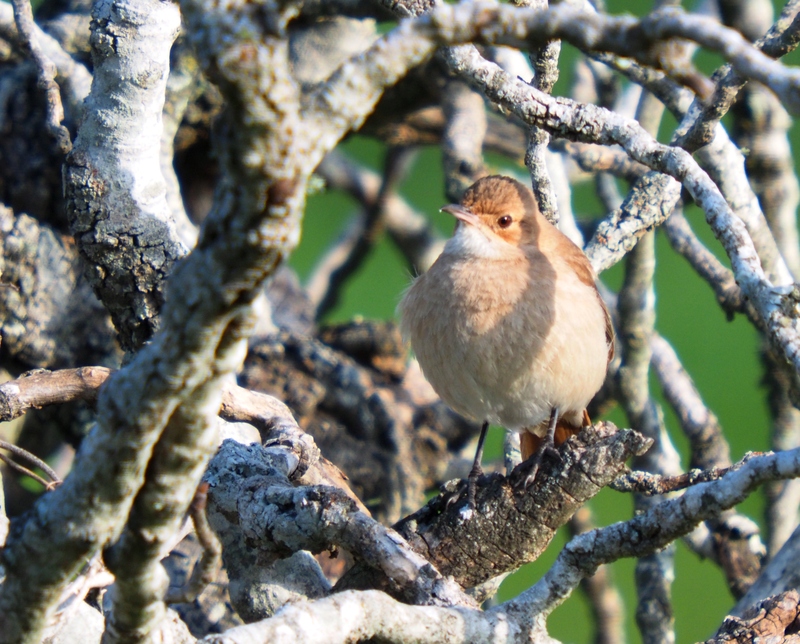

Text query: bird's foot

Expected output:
[467,462,483,510]
[444,481,466,508]
[516,406,562,492]
[443,465,483,519]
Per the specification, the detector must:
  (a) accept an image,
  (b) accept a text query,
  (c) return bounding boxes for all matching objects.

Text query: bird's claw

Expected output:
[445,486,466,508]
[443,478,468,509]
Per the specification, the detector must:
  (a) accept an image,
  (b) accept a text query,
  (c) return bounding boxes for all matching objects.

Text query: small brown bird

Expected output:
[399,175,613,507]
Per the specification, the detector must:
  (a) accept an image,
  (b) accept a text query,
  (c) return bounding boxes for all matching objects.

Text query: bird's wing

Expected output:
[559,247,615,365]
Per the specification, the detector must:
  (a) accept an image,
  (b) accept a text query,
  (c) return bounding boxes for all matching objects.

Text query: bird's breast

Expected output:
[400,249,609,430]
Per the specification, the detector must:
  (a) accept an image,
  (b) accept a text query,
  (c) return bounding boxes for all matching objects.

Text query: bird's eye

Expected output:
[497,215,513,228]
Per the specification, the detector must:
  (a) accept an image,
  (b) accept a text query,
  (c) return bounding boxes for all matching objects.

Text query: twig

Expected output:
[0,367,112,423]
[0,2,91,124]
[441,79,487,202]
[312,146,415,319]
[0,453,57,491]
[551,139,648,183]
[661,212,748,320]
[518,0,561,223]
[585,12,796,291]
[316,151,445,275]
[731,85,800,280]
[650,334,765,598]
[9,0,71,154]
[165,482,222,604]
[650,333,732,470]
[506,446,800,621]
[611,466,732,495]
[763,350,800,554]
[0,440,61,487]
[618,230,680,643]
[615,84,677,638]
[678,0,800,149]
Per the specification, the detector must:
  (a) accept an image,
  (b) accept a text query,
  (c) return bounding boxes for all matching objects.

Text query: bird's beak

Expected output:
[441,204,480,227]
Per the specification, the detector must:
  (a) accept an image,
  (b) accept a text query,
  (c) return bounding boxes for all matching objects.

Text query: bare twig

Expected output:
[316,151,445,274]
[618,232,680,643]
[611,466,732,495]
[165,483,222,604]
[9,0,71,154]
[763,352,800,554]
[0,453,57,491]
[0,367,112,423]
[650,333,732,470]
[0,2,91,124]
[551,139,648,183]
[0,440,60,487]
[441,79,487,202]
[678,0,800,149]
[508,446,800,621]
[662,212,748,320]
[517,0,561,223]
[313,146,415,319]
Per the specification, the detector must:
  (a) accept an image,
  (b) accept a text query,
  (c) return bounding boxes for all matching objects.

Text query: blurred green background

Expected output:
[288,2,799,642]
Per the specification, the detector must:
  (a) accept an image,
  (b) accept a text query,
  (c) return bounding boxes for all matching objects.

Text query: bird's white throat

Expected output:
[442,222,507,260]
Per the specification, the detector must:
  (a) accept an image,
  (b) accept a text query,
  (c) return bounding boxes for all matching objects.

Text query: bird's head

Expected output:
[441,175,541,258]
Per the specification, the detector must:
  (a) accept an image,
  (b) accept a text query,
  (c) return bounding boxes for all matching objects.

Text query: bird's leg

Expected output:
[520,406,560,490]
[467,420,489,509]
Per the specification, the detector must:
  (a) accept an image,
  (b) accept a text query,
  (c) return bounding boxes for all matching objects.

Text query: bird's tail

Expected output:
[519,409,591,461]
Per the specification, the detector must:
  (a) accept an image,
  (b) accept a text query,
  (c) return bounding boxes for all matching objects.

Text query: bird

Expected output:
[398,175,613,508]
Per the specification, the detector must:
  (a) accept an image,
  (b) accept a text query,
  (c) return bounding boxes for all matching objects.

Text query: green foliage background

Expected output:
[288,5,800,642]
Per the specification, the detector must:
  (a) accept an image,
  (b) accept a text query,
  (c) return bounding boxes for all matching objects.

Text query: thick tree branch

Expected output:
[383,424,650,592]
[0,208,118,369]
[205,439,476,619]
[1,0,314,637]
[63,0,187,353]
[201,447,800,644]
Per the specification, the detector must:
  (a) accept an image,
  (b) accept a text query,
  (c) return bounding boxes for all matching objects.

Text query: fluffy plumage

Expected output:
[399,175,612,460]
